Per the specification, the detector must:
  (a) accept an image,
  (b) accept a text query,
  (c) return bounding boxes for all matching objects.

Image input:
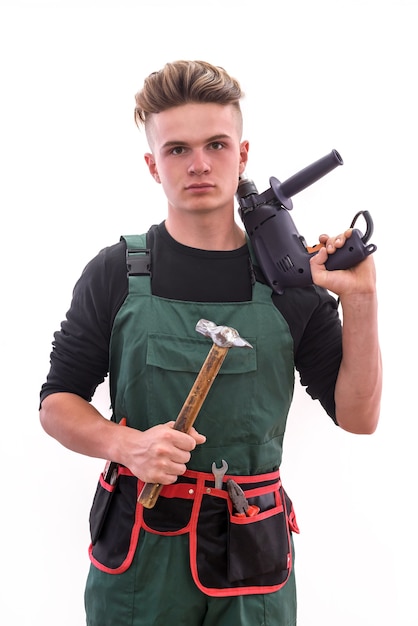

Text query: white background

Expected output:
[1,0,417,624]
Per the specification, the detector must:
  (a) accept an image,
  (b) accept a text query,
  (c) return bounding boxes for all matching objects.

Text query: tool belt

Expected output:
[88,467,299,597]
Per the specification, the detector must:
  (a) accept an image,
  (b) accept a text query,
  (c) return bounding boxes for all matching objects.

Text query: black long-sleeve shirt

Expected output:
[40,222,342,422]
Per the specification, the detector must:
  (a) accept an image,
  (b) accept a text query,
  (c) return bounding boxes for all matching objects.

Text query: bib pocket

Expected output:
[145,332,258,451]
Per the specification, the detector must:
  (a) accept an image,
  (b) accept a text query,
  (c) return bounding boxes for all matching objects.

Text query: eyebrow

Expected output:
[161,134,232,150]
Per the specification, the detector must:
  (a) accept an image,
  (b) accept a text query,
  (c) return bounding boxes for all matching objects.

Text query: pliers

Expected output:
[227,479,260,517]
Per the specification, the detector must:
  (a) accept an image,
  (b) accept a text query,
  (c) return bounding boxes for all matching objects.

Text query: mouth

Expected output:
[185,183,215,192]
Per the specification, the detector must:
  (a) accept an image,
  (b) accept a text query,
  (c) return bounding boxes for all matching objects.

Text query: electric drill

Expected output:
[236,149,376,294]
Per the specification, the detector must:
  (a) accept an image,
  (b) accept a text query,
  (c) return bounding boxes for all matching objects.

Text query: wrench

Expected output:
[212,459,228,489]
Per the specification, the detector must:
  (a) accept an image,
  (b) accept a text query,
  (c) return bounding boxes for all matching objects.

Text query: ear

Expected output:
[144,153,161,183]
[239,140,249,175]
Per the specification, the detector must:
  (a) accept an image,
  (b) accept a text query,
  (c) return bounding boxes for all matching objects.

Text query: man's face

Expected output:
[144,102,249,216]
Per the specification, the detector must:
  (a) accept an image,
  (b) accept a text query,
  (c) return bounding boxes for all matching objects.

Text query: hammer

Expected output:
[138,319,252,508]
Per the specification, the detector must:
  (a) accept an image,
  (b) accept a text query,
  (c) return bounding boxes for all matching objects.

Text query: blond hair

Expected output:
[134,60,243,129]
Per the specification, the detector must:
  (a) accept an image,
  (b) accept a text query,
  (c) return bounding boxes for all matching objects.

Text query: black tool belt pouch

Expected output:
[88,468,299,594]
[142,470,299,596]
[226,488,290,583]
[141,474,196,533]
[89,471,117,546]
[197,478,294,595]
[88,468,139,572]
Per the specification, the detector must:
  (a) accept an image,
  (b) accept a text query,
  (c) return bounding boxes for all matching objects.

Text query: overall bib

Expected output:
[85,234,299,626]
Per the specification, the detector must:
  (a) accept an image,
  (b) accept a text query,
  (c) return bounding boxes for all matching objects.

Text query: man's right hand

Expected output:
[40,393,206,485]
[125,421,206,485]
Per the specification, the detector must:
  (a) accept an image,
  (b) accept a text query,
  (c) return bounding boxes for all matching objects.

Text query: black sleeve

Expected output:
[273,286,342,422]
[39,241,128,404]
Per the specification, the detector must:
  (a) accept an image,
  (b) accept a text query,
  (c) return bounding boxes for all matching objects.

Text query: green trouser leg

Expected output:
[85,533,297,626]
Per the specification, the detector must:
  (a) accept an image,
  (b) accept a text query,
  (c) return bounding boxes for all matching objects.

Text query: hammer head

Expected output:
[195,319,253,348]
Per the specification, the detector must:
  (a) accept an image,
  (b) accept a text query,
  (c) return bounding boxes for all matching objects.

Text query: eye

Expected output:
[209,141,224,150]
[170,146,186,156]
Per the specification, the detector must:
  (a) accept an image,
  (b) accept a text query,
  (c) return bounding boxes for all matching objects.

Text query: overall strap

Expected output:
[121,234,151,277]
[245,235,277,303]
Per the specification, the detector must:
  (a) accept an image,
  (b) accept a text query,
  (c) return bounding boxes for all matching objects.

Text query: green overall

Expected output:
[85,235,298,626]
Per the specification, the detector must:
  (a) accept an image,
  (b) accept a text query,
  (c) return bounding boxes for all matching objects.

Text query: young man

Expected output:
[39,60,382,625]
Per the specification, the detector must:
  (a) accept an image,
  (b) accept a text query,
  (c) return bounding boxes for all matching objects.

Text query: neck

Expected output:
[164,212,246,251]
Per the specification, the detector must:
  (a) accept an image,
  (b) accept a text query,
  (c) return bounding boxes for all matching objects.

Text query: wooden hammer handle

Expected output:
[138,344,229,508]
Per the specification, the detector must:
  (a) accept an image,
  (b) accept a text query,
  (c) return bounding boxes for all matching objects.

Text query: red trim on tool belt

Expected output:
[88,466,299,596]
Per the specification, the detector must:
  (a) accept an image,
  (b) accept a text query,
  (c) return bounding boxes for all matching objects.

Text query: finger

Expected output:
[325,233,347,252]
[148,455,189,484]
[319,229,353,251]
[311,245,328,266]
[329,236,344,250]
[188,426,207,444]
[170,447,192,464]
[163,456,191,480]
[170,427,206,451]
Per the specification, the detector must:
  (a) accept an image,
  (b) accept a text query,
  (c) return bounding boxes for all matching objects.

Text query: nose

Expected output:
[188,150,210,175]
